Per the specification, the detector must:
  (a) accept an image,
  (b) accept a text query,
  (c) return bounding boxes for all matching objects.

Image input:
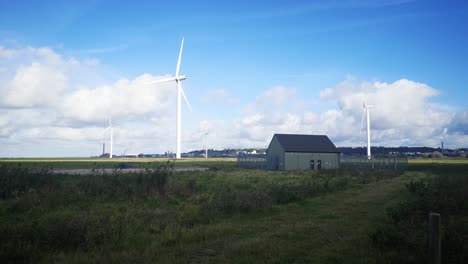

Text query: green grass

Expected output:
[408,158,468,176]
[1,156,465,170]
[370,163,468,263]
[0,157,237,169]
[0,161,466,263]
[409,157,468,164]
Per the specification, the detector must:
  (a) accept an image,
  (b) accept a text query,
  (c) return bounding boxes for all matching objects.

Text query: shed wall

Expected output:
[266,137,285,170]
[284,152,339,171]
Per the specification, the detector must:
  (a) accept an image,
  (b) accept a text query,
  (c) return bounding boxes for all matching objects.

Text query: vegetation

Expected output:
[0,159,466,263]
[370,162,468,264]
[0,157,237,170]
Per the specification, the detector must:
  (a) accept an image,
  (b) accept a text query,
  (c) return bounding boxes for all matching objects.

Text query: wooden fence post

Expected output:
[428,212,441,264]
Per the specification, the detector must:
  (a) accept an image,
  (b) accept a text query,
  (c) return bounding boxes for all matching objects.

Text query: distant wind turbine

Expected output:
[360,102,374,159]
[102,117,114,158]
[147,38,192,159]
[200,131,209,158]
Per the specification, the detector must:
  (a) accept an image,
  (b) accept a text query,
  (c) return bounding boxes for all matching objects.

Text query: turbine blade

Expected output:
[146,76,177,84]
[360,108,365,136]
[101,126,110,137]
[175,37,184,77]
[109,117,112,127]
[178,81,192,112]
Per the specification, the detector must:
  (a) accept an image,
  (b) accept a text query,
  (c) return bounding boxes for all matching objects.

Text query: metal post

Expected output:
[428,212,441,264]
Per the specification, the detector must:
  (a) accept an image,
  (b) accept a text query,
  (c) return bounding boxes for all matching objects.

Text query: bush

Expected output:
[0,166,57,200]
[370,174,468,263]
[116,162,133,169]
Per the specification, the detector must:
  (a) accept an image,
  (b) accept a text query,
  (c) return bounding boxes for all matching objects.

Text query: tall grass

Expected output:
[370,164,468,264]
[0,165,401,263]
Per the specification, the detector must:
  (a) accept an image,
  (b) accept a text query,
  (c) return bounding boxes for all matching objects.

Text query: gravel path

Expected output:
[53,167,208,175]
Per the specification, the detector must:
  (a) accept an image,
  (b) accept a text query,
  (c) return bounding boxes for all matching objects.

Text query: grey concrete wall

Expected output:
[284,152,339,171]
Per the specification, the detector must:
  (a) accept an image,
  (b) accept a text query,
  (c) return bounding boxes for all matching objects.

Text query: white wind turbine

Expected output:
[147,38,192,159]
[360,102,374,159]
[102,117,114,158]
[200,131,209,158]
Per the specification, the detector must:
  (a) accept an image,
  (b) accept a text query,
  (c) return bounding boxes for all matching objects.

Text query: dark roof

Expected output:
[273,134,338,153]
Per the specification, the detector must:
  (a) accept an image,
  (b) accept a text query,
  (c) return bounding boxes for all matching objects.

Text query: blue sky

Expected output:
[0,0,467,157]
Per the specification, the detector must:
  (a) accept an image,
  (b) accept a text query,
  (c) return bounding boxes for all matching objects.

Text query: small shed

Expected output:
[266,134,339,171]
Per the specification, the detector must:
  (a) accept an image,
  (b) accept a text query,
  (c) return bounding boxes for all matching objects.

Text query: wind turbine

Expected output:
[147,38,192,159]
[200,131,209,158]
[360,102,374,159]
[102,117,114,158]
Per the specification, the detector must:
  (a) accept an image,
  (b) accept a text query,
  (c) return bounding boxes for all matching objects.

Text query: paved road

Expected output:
[53,167,208,175]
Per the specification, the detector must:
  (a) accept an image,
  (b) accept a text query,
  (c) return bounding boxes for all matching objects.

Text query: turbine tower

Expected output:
[200,132,209,158]
[360,102,374,159]
[148,38,192,159]
[102,117,114,158]
[109,118,113,158]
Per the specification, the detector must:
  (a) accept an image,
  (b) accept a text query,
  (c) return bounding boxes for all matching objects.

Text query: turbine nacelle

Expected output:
[177,75,187,81]
[363,102,374,110]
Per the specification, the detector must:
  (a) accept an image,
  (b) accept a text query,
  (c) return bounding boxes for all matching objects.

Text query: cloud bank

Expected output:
[0,45,466,157]
[235,78,465,149]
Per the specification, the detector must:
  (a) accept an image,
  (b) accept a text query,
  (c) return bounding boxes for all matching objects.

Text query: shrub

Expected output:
[116,162,133,169]
[0,166,57,200]
[370,174,468,263]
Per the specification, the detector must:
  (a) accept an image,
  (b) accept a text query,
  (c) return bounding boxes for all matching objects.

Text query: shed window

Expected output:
[310,160,315,170]
[317,160,322,170]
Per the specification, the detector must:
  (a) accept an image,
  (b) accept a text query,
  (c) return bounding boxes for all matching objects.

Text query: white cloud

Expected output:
[0,46,102,108]
[235,86,305,145]
[36,47,62,65]
[0,45,184,156]
[2,62,67,107]
[0,46,17,58]
[203,88,238,106]
[235,79,465,148]
[60,74,176,123]
[448,110,468,135]
[0,44,466,157]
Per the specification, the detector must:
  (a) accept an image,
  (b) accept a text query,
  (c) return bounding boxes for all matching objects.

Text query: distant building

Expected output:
[266,134,339,171]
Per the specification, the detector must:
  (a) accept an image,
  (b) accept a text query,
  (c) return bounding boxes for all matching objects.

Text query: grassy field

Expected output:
[1,156,467,170]
[409,158,468,164]
[0,156,466,170]
[0,157,237,169]
[0,159,467,263]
